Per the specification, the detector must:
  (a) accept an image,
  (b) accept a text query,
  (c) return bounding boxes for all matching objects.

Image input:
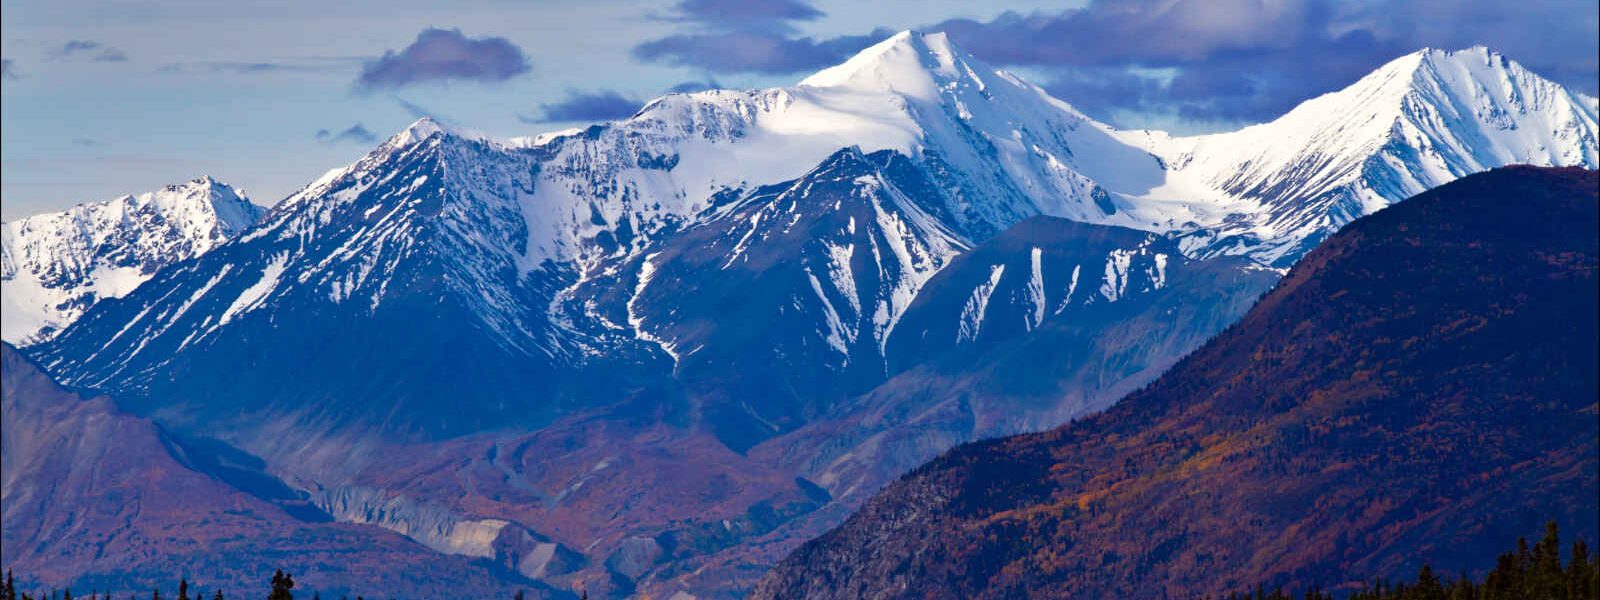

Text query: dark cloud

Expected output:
[315,124,378,145]
[217,62,289,73]
[1032,66,1167,122]
[635,0,893,74]
[166,61,320,74]
[1352,0,1599,94]
[2,59,17,80]
[663,0,823,29]
[921,0,1599,126]
[634,29,892,74]
[158,56,362,75]
[356,28,530,91]
[521,90,644,124]
[71,137,98,147]
[666,78,724,93]
[58,40,101,56]
[523,80,737,124]
[637,0,1595,126]
[56,40,128,62]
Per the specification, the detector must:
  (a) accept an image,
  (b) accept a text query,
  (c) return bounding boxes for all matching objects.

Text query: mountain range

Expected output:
[3,30,1597,598]
[754,165,1600,598]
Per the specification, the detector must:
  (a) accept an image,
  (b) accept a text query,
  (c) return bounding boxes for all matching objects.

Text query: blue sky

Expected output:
[3,0,1596,219]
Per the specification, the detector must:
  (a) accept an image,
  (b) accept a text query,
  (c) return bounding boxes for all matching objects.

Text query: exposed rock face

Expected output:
[607,537,666,580]
[495,527,586,580]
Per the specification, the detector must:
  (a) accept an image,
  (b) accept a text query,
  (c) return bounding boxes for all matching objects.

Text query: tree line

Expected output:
[0,571,299,600]
[0,571,581,600]
[1217,522,1599,600]
[3,523,1592,599]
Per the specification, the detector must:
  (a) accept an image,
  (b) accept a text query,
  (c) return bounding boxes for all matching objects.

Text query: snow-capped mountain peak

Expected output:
[1128,45,1598,266]
[394,116,450,144]
[383,116,489,152]
[2,177,266,344]
[799,31,968,98]
[211,30,1119,314]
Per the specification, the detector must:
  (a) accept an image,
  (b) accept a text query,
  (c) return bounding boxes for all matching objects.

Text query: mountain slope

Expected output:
[0,342,558,598]
[754,166,1600,599]
[27,124,668,447]
[755,217,1273,501]
[886,216,1188,370]
[2,177,265,344]
[607,147,967,449]
[651,220,1273,595]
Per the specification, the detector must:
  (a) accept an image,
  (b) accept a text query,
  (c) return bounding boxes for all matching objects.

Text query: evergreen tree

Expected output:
[268,571,294,600]
[210,590,223,600]
[1412,564,1446,600]
[1485,551,1518,598]
[1516,536,1534,576]
[3,570,14,600]
[1533,521,1567,599]
[1572,539,1596,599]
[176,579,189,600]
[1211,522,1600,600]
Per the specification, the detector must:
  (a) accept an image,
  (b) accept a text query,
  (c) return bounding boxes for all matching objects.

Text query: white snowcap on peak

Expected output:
[1417,45,1501,63]
[389,117,455,147]
[798,30,971,98]
[1372,45,1521,85]
[167,176,251,203]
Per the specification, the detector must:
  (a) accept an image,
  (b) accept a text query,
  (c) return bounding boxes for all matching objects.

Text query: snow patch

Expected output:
[220,254,286,325]
[1099,250,1133,302]
[627,253,680,366]
[1024,247,1046,330]
[957,264,1005,343]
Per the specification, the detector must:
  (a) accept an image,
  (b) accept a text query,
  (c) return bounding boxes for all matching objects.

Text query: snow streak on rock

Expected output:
[957,264,1005,344]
